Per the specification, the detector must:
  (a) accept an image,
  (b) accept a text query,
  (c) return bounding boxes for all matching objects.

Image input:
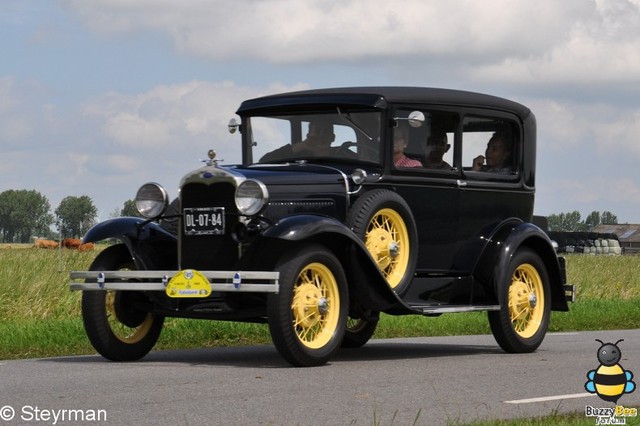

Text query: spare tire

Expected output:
[347,189,417,295]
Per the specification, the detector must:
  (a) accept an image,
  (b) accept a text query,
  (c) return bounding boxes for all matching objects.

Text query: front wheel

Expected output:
[488,248,550,353]
[267,245,348,367]
[82,244,164,361]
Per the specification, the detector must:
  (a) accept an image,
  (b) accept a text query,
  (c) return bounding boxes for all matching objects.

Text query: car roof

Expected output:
[236,86,531,118]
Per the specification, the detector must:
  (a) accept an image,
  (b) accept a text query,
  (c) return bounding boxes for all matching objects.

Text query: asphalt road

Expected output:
[1,330,639,425]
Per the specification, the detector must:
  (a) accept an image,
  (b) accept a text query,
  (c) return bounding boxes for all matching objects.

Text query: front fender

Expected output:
[244,214,402,310]
[82,217,177,270]
[261,214,356,242]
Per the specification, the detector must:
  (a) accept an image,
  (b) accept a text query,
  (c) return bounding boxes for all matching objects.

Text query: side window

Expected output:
[462,116,519,176]
[393,109,456,170]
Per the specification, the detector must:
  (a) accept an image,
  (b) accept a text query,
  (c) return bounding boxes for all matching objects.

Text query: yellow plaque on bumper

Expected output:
[166,269,211,298]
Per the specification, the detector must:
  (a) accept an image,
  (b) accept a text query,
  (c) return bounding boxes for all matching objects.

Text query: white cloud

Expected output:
[64,0,569,59]
[82,80,307,154]
[61,0,640,88]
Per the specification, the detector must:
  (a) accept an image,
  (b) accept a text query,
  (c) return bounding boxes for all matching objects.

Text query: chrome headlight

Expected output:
[235,179,268,216]
[135,183,169,218]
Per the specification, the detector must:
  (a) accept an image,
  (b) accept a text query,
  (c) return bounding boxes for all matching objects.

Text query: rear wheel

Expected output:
[82,244,164,361]
[488,248,550,353]
[267,245,348,367]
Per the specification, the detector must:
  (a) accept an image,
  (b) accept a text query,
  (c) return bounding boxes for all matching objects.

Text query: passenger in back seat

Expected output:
[424,131,451,169]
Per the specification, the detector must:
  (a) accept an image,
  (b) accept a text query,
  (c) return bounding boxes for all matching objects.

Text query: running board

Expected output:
[409,304,500,315]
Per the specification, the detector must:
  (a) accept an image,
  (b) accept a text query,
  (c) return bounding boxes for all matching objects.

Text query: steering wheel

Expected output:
[337,141,378,159]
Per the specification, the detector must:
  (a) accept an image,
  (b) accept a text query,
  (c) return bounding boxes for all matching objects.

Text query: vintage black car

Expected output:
[71,87,574,367]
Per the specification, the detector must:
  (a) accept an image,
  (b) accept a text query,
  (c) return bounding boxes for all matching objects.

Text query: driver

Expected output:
[260,119,335,162]
[292,120,335,156]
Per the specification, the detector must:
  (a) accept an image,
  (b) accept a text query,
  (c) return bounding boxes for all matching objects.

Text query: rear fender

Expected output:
[473,220,568,311]
[82,217,177,270]
[243,214,402,310]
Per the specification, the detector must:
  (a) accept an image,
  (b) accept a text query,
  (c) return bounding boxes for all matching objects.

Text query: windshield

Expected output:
[244,111,381,165]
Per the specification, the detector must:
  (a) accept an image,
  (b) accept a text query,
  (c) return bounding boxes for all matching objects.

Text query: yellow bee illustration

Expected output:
[585,339,636,403]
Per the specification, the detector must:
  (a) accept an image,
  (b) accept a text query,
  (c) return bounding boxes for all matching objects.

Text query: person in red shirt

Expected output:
[394,128,422,167]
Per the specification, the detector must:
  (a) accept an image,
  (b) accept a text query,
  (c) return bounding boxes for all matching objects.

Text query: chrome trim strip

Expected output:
[416,305,500,314]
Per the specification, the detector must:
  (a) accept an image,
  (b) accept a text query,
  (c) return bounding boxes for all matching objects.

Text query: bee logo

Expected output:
[585,339,636,403]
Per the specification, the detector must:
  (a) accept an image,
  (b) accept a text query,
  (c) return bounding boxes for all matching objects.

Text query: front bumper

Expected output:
[70,270,279,293]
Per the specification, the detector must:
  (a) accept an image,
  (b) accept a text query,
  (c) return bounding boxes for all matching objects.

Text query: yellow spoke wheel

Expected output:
[488,248,550,353]
[268,245,348,367]
[291,263,340,349]
[364,208,410,288]
[348,189,417,294]
[508,263,544,339]
[106,291,156,344]
[82,244,164,361]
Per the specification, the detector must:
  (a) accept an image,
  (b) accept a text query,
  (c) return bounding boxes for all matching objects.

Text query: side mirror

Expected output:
[407,111,425,128]
[393,111,425,128]
[228,118,240,134]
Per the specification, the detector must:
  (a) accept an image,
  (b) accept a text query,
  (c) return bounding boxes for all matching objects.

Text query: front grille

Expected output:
[180,182,239,270]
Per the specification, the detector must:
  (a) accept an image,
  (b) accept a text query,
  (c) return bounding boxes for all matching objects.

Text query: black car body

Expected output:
[71,87,574,366]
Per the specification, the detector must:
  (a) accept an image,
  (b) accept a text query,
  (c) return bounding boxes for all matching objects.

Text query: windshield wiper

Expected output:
[337,107,373,141]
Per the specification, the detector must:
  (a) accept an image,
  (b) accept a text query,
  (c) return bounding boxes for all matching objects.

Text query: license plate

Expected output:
[183,207,225,235]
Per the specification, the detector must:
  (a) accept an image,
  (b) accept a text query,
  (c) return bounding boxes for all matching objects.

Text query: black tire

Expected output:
[348,189,417,294]
[82,244,164,361]
[267,245,348,367]
[341,313,379,348]
[488,248,551,353]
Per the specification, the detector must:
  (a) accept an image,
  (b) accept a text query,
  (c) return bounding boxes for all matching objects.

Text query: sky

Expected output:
[1,0,640,225]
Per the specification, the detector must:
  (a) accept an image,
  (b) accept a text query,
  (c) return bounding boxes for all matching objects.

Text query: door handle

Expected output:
[456,179,467,187]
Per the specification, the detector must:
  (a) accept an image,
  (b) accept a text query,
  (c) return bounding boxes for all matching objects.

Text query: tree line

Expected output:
[0,188,621,242]
[546,210,618,232]
[0,189,139,243]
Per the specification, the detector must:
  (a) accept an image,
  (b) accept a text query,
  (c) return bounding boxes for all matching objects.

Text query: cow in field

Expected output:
[78,242,95,252]
[34,239,59,249]
[61,238,82,249]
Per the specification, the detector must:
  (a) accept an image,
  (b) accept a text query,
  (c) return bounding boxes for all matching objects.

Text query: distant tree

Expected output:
[584,211,601,230]
[55,195,98,238]
[547,211,586,232]
[0,189,54,243]
[548,210,619,232]
[600,211,618,225]
[120,199,142,217]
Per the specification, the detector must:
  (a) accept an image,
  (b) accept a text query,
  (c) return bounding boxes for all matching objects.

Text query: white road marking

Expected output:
[547,332,580,336]
[504,392,595,404]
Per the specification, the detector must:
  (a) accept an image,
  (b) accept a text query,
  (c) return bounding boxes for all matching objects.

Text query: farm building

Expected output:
[591,224,640,254]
